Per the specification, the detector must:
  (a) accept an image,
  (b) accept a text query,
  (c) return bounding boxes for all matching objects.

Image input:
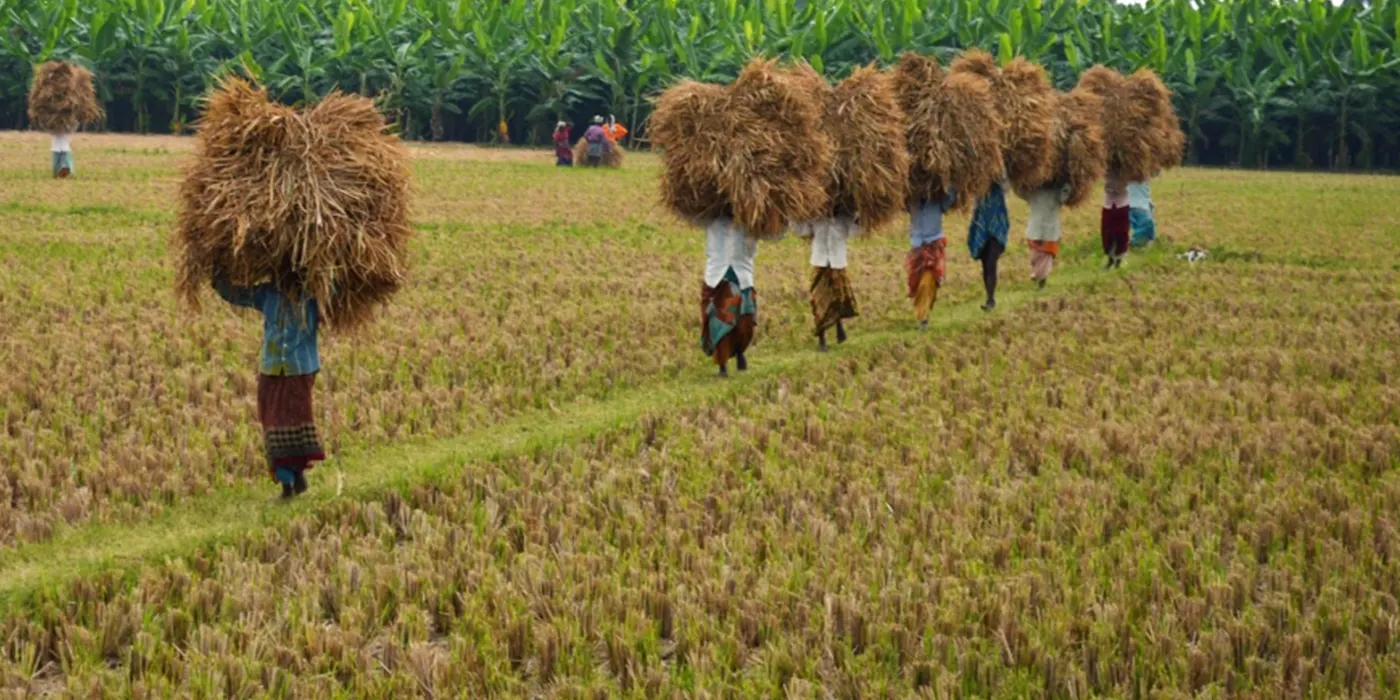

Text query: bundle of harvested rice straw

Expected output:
[27,61,103,134]
[821,65,908,234]
[1075,65,1184,182]
[650,58,831,239]
[572,138,626,168]
[175,78,412,332]
[1046,89,1108,208]
[949,51,1057,195]
[891,52,1003,212]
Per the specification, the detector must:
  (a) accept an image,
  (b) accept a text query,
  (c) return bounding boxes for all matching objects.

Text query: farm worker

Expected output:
[1101,172,1131,268]
[603,114,628,144]
[553,121,573,167]
[702,217,758,377]
[794,217,857,352]
[1023,183,1072,289]
[968,180,1010,312]
[1128,179,1156,247]
[906,191,956,330]
[50,130,74,178]
[583,116,607,167]
[213,274,325,499]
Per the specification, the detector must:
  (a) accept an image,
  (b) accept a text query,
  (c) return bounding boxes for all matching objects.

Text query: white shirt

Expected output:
[704,217,757,289]
[793,217,855,269]
[50,133,73,153]
[1024,185,1071,242]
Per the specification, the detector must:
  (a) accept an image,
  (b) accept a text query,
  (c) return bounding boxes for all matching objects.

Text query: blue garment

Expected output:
[909,192,957,248]
[214,280,321,376]
[1130,207,1156,247]
[968,183,1010,260]
[1126,181,1152,210]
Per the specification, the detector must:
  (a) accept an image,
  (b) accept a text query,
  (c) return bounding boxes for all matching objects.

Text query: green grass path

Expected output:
[0,250,1170,612]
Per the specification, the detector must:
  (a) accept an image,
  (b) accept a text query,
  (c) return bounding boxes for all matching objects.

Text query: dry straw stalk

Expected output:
[27,61,104,134]
[949,50,1057,194]
[175,78,412,332]
[892,52,1003,213]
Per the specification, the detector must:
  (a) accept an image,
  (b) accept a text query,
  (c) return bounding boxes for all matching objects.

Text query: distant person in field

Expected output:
[1102,172,1131,268]
[602,114,627,145]
[50,130,74,178]
[795,218,856,351]
[1128,178,1156,248]
[907,191,956,330]
[702,217,758,377]
[214,272,325,500]
[968,180,1010,311]
[1023,182,1072,289]
[553,121,573,167]
[583,116,607,167]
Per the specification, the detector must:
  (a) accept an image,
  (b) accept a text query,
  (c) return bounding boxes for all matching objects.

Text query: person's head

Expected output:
[592,115,604,125]
[556,121,567,131]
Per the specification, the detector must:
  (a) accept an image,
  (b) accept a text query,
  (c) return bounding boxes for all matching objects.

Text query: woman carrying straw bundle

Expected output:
[176,79,411,498]
[893,53,1003,329]
[27,61,103,179]
[1020,89,1107,288]
[791,64,907,351]
[652,60,832,376]
[582,116,607,167]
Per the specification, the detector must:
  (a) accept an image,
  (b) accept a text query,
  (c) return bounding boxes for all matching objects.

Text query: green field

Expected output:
[0,131,1398,697]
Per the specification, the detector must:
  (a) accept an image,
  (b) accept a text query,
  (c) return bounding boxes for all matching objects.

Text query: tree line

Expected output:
[1,0,1396,170]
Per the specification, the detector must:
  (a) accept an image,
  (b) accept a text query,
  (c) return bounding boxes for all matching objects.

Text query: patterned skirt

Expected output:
[1028,240,1059,280]
[51,151,73,178]
[905,239,948,298]
[810,267,858,335]
[701,274,757,357]
[257,373,325,477]
[1101,205,1131,257]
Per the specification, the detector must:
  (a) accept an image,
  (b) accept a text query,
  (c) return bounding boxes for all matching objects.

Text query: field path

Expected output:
[0,253,1158,611]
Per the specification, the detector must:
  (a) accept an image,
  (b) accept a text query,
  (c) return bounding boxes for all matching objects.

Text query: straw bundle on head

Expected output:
[1128,69,1185,171]
[892,53,1003,212]
[651,59,831,239]
[949,51,1056,194]
[27,61,104,134]
[650,80,731,224]
[1076,65,1171,182]
[823,65,908,234]
[720,59,832,239]
[1048,89,1107,208]
[175,78,412,332]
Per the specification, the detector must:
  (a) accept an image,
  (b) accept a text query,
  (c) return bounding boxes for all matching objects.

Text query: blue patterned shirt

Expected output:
[214,280,320,377]
[968,183,1010,260]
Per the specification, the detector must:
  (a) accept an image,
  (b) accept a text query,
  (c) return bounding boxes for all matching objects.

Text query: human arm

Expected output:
[213,276,262,309]
[1058,183,1072,205]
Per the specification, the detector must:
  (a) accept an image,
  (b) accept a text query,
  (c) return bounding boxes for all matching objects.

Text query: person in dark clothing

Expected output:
[553,121,573,166]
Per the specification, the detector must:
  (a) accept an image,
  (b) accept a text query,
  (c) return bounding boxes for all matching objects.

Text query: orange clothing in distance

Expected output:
[603,123,628,142]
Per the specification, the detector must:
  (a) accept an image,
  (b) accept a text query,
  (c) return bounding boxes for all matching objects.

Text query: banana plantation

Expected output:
[1,0,1396,169]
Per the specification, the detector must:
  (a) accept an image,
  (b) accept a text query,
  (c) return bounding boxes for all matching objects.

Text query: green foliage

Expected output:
[1,0,1398,168]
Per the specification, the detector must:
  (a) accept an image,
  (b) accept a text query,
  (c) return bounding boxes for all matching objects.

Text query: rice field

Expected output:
[0,131,1398,697]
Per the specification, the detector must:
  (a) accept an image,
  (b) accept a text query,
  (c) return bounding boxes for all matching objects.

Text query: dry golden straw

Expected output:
[949,51,1056,194]
[1044,89,1108,208]
[27,61,103,134]
[822,65,909,235]
[1076,65,1181,182]
[650,58,832,239]
[572,138,626,168]
[175,78,412,332]
[892,52,1003,213]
